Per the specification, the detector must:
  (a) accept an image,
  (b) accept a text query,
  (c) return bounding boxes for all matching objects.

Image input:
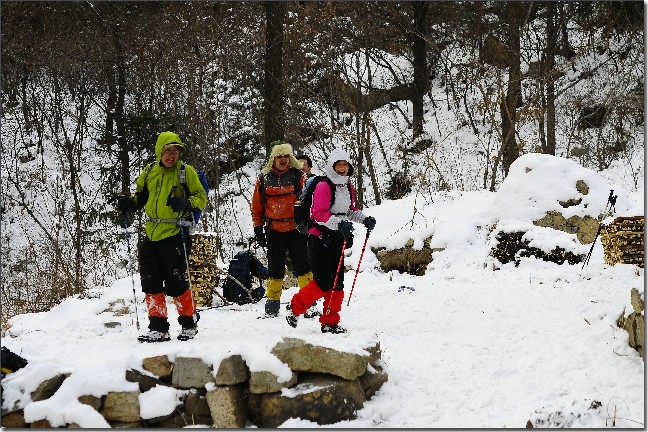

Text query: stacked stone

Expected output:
[188,234,219,306]
[600,216,644,267]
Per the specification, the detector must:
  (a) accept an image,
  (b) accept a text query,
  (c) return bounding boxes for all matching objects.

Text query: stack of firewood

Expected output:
[188,234,220,306]
[600,216,644,267]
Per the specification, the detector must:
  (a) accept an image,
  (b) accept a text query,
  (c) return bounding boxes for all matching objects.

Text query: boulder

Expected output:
[172,357,214,389]
[248,373,366,427]
[248,370,298,394]
[100,391,140,422]
[206,385,247,428]
[214,354,249,385]
[30,373,68,402]
[272,337,373,380]
[142,355,173,380]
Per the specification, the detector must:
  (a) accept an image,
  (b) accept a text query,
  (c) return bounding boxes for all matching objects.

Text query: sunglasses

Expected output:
[275,154,290,159]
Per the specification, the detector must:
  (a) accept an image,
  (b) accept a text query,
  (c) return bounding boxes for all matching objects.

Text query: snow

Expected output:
[1,154,644,428]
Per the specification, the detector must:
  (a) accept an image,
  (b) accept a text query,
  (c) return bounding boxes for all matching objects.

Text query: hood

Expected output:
[325,148,354,185]
[261,141,303,174]
[155,131,185,165]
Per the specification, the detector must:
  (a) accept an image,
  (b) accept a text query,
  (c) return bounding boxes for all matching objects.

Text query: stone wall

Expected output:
[1,337,388,428]
[617,288,645,359]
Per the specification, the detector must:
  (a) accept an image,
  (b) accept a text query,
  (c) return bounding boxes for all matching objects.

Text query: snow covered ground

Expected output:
[1,154,644,428]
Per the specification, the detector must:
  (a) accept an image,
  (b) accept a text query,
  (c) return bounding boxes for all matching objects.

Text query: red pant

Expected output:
[291,280,344,325]
[145,289,195,331]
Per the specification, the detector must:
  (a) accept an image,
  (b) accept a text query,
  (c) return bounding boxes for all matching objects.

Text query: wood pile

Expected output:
[600,216,644,267]
[188,234,220,306]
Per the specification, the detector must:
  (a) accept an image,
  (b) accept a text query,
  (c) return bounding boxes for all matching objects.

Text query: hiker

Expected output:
[296,154,315,178]
[115,131,207,342]
[286,148,376,334]
[251,140,316,318]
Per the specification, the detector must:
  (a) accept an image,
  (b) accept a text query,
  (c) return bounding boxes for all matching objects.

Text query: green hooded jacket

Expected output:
[133,131,208,241]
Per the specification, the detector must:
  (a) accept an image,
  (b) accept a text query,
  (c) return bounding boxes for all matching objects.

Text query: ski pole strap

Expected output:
[148,217,194,226]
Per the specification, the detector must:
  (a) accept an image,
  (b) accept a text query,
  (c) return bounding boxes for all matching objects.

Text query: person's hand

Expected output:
[363,216,376,231]
[254,226,267,247]
[338,220,354,241]
[116,196,136,213]
[169,197,189,212]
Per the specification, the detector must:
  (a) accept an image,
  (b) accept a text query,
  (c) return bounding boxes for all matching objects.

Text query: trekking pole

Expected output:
[582,189,618,269]
[325,239,347,316]
[347,229,371,306]
[121,211,141,330]
[177,212,199,322]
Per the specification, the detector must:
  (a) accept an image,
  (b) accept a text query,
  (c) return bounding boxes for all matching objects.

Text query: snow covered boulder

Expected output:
[488,154,613,266]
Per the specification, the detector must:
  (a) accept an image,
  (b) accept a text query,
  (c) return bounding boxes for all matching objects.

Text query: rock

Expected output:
[631,288,644,313]
[126,368,172,392]
[272,337,373,380]
[248,373,366,427]
[206,385,248,428]
[1,410,26,428]
[214,354,249,385]
[30,373,68,401]
[184,389,211,417]
[78,394,102,411]
[101,391,141,422]
[375,243,433,276]
[142,355,173,380]
[248,370,298,394]
[30,418,52,428]
[533,211,599,244]
[172,357,214,389]
[358,362,389,399]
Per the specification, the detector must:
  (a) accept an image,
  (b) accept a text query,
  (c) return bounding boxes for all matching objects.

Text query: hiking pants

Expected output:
[265,228,310,300]
[290,234,346,325]
[139,231,195,331]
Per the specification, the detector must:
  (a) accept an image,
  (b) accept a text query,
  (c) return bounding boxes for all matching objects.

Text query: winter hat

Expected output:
[261,140,303,174]
[325,147,354,185]
[155,131,185,163]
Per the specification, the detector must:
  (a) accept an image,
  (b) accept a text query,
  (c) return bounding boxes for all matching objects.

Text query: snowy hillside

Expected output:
[2,154,644,428]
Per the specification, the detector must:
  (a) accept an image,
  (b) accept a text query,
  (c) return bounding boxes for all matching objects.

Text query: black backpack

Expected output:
[221,250,268,305]
[293,176,352,235]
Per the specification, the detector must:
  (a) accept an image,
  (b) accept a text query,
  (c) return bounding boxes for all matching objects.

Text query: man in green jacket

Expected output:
[117,131,207,342]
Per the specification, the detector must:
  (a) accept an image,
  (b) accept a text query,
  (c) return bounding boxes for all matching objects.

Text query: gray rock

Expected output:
[30,373,68,402]
[172,357,214,389]
[126,368,171,392]
[184,389,211,417]
[214,354,249,385]
[271,337,370,380]
[248,373,366,427]
[206,385,247,428]
[101,391,140,422]
[249,370,298,394]
[78,394,101,411]
[358,362,389,399]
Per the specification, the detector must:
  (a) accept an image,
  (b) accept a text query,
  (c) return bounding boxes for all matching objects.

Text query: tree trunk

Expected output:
[411,1,429,139]
[543,2,557,155]
[500,3,524,176]
[263,1,287,150]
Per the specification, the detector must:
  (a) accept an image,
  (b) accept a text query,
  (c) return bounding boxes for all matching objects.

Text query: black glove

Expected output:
[254,226,267,247]
[169,196,189,213]
[338,220,354,241]
[116,196,136,213]
[363,216,376,231]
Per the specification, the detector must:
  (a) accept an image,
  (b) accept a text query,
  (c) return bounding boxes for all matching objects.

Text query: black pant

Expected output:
[266,229,310,279]
[307,233,346,292]
[139,231,191,297]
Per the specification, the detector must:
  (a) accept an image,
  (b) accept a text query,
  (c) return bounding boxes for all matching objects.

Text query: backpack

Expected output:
[143,161,209,224]
[293,176,352,235]
[221,250,268,305]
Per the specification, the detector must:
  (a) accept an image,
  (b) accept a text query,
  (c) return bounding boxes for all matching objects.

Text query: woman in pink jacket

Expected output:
[286,148,376,333]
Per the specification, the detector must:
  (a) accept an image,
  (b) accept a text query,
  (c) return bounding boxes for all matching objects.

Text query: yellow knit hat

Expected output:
[261,140,303,174]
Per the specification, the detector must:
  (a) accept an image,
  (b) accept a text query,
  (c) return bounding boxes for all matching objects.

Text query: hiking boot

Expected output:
[321,324,347,334]
[262,299,280,318]
[137,330,171,343]
[177,327,198,341]
[304,303,321,319]
[286,312,299,328]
